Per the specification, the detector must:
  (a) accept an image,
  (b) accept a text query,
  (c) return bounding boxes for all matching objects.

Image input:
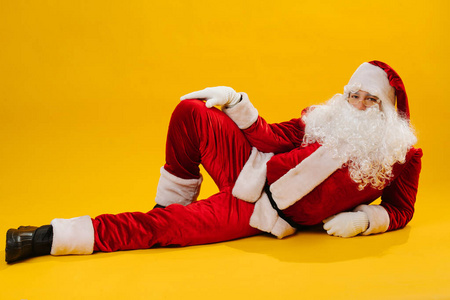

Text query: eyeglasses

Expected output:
[347,94,381,107]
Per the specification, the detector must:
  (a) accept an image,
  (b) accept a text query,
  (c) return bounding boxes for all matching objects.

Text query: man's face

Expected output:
[347,90,380,111]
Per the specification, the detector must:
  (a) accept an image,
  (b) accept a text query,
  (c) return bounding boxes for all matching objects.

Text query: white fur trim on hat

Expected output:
[155,167,203,207]
[270,146,346,210]
[222,92,258,129]
[232,147,274,203]
[353,204,390,235]
[50,215,94,256]
[344,62,396,108]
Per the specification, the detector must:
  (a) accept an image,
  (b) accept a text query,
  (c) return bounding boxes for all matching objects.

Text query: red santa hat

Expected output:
[343,60,410,119]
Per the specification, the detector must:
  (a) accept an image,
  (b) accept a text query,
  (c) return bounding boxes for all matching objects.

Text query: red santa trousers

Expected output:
[93,100,261,252]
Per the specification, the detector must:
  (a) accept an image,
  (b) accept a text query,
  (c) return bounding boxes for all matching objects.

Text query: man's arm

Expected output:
[241,116,305,154]
[223,92,306,153]
[180,86,306,153]
[377,147,423,232]
[324,148,423,237]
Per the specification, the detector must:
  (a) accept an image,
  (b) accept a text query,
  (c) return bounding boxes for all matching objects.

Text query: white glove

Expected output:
[323,211,369,238]
[180,86,241,108]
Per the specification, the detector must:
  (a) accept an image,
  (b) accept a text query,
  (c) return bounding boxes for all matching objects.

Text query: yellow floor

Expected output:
[1,0,450,298]
[1,185,450,299]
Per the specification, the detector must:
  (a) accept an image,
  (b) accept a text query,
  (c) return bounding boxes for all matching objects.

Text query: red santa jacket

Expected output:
[225,93,423,238]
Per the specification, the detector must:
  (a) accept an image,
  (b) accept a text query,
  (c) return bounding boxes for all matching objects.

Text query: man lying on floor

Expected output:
[6,60,422,263]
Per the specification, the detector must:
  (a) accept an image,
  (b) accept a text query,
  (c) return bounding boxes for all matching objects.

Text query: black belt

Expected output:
[263,183,299,229]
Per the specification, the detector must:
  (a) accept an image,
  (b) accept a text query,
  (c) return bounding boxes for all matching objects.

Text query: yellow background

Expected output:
[1,0,449,299]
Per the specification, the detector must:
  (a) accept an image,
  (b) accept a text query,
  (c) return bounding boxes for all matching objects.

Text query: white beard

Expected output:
[302,94,417,190]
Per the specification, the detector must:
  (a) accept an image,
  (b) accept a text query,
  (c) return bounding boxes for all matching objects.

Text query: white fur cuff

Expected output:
[353,204,390,235]
[50,215,95,256]
[232,147,274,203]
[222,92,258,129]
[155,167,203,206]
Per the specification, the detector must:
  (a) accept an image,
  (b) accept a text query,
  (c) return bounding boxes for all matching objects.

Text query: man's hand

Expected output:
[180,86,241,108]
[323,211,369,238]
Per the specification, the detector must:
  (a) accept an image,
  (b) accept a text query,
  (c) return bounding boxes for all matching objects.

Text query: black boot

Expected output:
[5,225,53,264]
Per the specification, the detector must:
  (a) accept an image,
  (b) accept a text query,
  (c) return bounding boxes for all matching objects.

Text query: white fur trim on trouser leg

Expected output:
[353,204,390,235]
[50,215,94,256]
[232,147,274,203]
[222,92,258,129]
[270,146,346,210]
[155,167,203,206]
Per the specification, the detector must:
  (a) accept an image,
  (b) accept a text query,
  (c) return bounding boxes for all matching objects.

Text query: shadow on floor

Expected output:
[225,225,411,263]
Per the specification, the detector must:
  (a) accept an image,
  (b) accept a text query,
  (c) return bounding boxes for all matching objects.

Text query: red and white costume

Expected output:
[48,61,423,256]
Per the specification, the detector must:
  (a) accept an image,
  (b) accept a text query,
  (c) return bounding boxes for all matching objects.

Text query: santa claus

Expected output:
[6,60,422,263]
